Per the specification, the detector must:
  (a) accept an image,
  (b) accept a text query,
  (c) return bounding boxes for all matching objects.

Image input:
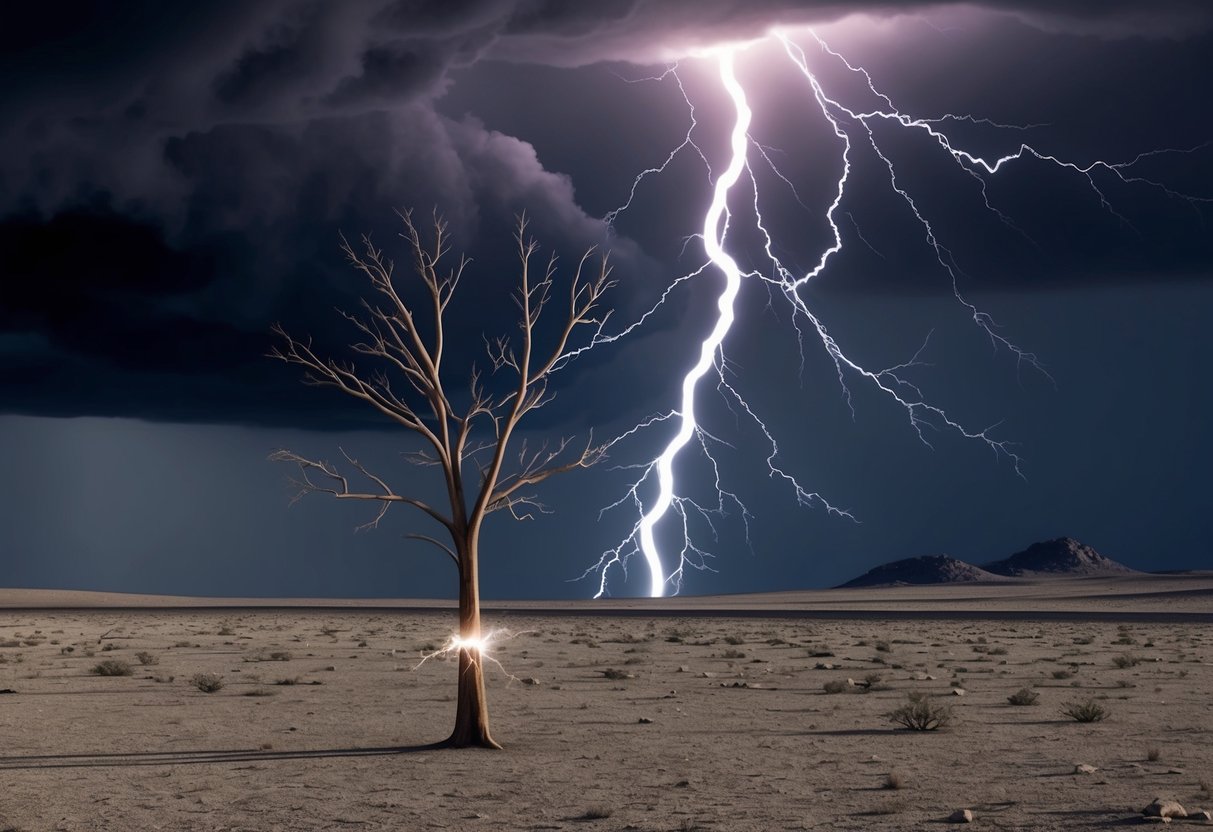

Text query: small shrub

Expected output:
[1146,746,1161,762]
[600,668,632,680]
[135,651,159,666]
[579,807,613,820]
[886,692,951,731]
[1112,653,1141,669]
[274,676,301,685]
[1060,699,1108,722]
[874,641,891,653]
[91,659,133,677]
[822,679,848,694]
[721,649,745,660]
[1007,687,1039,706]
[191,672,225,693]
[1052,669,1073,680]
[101,642,117,652]
[883,771,905,790]
[723,635,745,646]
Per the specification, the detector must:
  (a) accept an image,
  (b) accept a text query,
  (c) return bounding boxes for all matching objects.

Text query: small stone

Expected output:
[815,662,835,670]
[1143,798,1187,819]
[1075,764,1098,774]
[638,717,654,724]
[951,688,966,696]
[948,808,974,823]
[1167,768,1185,775]
[520,677,540,686]
[677,666,690,673]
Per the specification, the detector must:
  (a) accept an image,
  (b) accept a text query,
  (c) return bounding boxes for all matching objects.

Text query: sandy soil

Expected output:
[0,581,1210,830]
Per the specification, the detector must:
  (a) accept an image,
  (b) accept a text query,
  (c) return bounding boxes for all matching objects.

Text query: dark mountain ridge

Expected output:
[839,538,1137,588]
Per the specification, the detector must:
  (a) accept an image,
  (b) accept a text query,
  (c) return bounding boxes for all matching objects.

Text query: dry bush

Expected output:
[822,679,849,694]
[1061,699,1108,722]
[191,672,225,693]
[1007,687,1040,706]
[579,807,613,820]
[135,651,159,666]
[1112,653,1141,669]
[91,659,133,677]
[887,692,952,730]
[883,771,905,790]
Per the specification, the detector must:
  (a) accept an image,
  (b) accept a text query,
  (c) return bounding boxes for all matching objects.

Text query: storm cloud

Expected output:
[0,0,1211,427]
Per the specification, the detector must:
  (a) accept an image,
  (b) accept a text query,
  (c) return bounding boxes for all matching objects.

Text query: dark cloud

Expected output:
[0,1,1210,427]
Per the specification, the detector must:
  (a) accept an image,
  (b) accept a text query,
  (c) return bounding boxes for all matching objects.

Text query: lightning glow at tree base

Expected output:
[637,51,751,598]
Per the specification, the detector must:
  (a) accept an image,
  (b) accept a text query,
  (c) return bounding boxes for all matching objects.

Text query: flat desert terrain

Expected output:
[0,576,1210,831]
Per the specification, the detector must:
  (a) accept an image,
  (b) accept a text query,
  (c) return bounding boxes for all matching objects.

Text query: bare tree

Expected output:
[270,211,613,748]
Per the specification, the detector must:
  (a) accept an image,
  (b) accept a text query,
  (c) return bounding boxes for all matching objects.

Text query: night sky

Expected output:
[2,1,1212,599]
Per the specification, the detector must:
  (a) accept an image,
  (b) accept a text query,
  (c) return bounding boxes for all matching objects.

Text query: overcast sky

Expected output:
[1,1,1211,598]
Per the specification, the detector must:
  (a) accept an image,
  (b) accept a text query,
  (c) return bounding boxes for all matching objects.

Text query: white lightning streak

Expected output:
[584,30,1209,599]
[633,51,752,598]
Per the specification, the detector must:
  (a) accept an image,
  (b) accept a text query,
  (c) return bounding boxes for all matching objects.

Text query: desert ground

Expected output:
[0,576,1210,831]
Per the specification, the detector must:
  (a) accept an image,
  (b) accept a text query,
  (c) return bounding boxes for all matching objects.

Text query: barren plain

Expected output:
[0,575,1210,831]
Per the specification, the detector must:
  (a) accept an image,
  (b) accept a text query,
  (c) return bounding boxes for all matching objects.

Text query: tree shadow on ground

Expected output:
[0,743,448,770]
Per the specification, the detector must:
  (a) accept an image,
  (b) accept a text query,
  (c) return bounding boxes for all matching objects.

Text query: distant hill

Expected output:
[838,555,1007,588]
[983,537,1137,577]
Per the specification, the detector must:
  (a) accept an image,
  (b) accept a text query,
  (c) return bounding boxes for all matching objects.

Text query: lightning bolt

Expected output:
[583,30,1209,599]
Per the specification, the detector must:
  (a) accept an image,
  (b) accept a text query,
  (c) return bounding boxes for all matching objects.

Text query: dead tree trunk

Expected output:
[446,531,498,748]
[270,212,613,749]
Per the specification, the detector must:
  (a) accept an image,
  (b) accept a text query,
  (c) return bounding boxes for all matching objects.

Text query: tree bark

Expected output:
[444,533,500,749]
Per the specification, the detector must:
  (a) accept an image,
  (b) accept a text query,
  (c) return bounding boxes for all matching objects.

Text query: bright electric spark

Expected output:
[582,29,1209,599]
[412,628,526,682]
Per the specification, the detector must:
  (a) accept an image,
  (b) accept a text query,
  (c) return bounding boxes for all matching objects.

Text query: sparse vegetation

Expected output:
[1060,699,1108,722]
[822,679,849,694]
[579,806,613,820]
[883,771,905,790]
[886,692,952,730]
[1147,746,1161,762]
[91,659,133,677]
[1052,669,1073,680]
[1007,687,1040,706]
[1112,653,1141,668]
[135,651,159,666]
[191,672,225,693]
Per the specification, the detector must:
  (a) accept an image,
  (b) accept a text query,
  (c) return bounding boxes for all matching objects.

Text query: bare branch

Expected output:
[269,448,452,532]
[406,533,460,566]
